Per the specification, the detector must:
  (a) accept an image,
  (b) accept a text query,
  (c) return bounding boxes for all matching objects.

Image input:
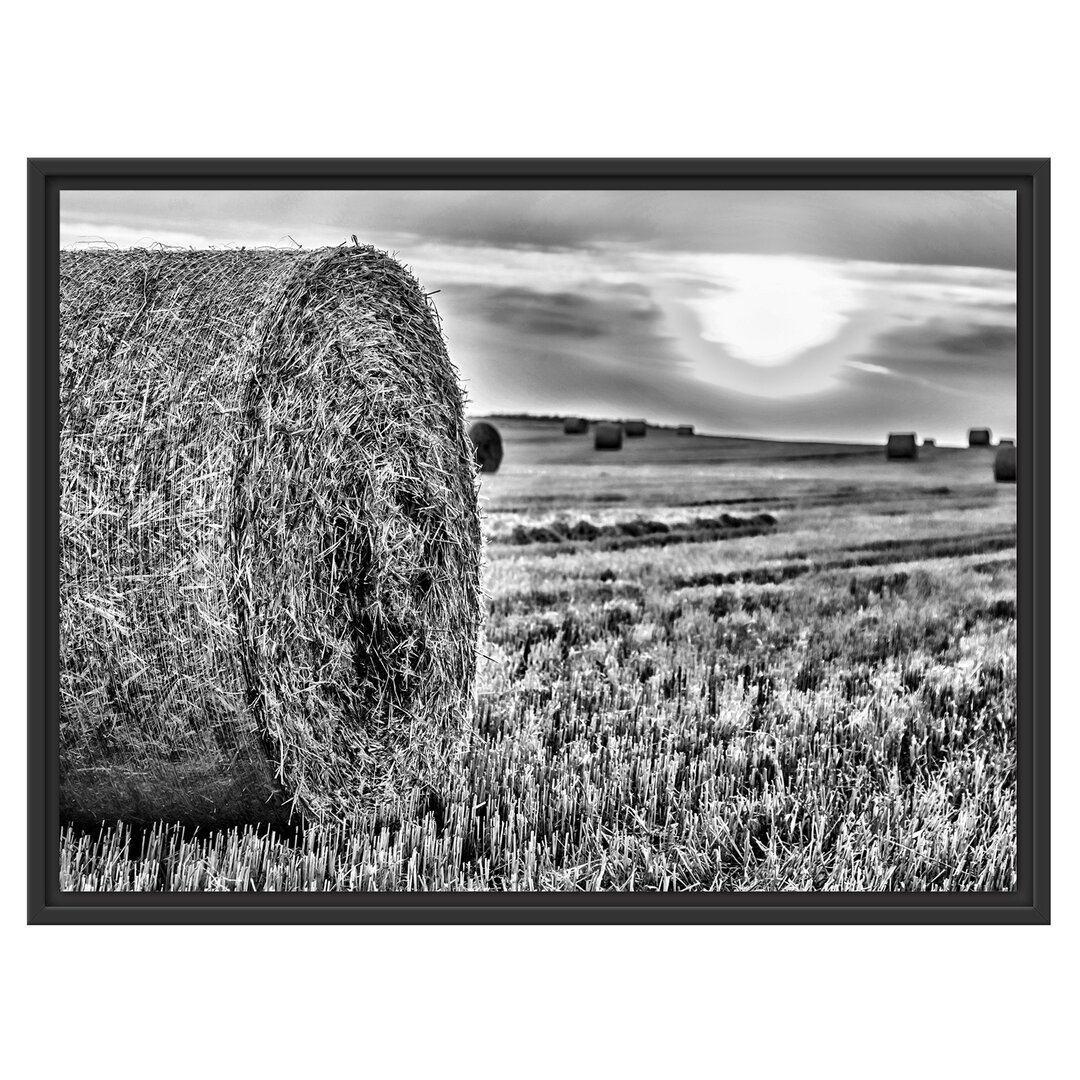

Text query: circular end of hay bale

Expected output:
[968,427,992,446]
[594,423,624,450]
[469,421,504,473]
[994,445,1017,482]
[59,246,482,825]
[885,433,918,460]
[563,417,589,435]
[624,420,647,438]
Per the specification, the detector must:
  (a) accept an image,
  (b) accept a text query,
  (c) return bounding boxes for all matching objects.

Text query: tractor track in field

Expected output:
[489,485,1001,519]
[487,513,779,555]
[668,529,1017,589]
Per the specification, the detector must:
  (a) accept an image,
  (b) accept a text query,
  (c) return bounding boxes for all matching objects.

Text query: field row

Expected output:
[62,516,1016,890]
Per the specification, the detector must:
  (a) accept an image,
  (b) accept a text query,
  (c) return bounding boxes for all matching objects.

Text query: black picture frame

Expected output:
[28,157,1050,924]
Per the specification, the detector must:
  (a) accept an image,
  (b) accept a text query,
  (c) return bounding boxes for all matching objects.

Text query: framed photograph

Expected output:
[27,158,1049,923]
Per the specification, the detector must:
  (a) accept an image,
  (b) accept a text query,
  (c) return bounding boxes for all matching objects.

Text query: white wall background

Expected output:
[2,3,1072,1076]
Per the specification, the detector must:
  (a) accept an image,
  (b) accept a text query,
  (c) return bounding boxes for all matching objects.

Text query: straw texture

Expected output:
[60,245,482,825]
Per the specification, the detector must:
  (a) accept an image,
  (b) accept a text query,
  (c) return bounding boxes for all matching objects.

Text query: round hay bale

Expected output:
[59,245,482,826]
[968,427,992,446]
[469,421,503,473]
[676,425,695,436]
[563,417,589,435]
[994,444,1017,482]
[624,419,647,438]
[922,438,936,448]
[886,433,918,460]
[594,423,624,450]
[999,438,1015,446]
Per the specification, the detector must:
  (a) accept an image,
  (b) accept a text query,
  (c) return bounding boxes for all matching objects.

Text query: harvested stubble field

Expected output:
[61,419,1016,891]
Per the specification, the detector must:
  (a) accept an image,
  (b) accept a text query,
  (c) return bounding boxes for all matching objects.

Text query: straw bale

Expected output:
[469,421,503,473]
[59,245,482,825]
[594,423,624,450]
[886,433,918,460]
[994,445,1017,482]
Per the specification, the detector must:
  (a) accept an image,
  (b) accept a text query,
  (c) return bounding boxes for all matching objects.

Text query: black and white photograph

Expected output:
[39,168,1039,902]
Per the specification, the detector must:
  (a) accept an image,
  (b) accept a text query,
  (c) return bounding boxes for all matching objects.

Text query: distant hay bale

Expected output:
[999,438,1015,446]
[676,425,695,436]
[59,245,482,827]
[594,423,624,450]
[994,445,1017,482]
[624,419,647,438]
[469,421,503,473]
[922,438,936,448]
[968,427,992,446]
[563,417,589,435]
[886,433,918,460]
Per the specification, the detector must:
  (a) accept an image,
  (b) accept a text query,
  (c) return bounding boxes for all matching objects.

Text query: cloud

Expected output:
[437,281,691,418]
[62,188,1017,270]
[463,284,661,340]
[846,360,894,377]
[860,318,1016,376]
[938,323,1017,356]
[59,192,1017,443]
[679,255,858,366]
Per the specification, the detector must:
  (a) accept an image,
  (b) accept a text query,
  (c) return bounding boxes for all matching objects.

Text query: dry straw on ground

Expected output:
[994,444,1017,482]
[594,423,624,450]
[563,417,589,435]
[886,433,918,460]
[624,420,647,438]
[469,421,503,473]
[60,245,482,826]
[969,427,992,446]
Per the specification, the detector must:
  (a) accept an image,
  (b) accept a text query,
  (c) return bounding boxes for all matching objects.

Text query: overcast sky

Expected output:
[61,189,1016,444]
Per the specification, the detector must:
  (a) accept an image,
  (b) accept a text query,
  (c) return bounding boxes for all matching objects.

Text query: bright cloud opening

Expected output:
[681,255,860,366]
